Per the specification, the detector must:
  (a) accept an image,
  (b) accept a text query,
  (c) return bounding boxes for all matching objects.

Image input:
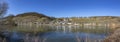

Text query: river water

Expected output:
[0,26,112,42]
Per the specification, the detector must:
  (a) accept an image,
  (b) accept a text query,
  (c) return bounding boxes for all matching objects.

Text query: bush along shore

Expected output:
[104,27,120,42]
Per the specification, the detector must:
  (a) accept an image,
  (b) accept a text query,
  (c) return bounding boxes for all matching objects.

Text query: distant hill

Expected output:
[89,16,120,22]
[16,12,48,18]
[89,16,120,19]
[0,12,56,25]
[13,12,56,23]
[67,16,120,23]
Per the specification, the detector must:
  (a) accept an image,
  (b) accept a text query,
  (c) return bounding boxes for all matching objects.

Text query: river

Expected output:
[0,25,112,42]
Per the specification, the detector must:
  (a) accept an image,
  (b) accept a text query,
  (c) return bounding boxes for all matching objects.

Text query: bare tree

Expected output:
[0,0,8,18]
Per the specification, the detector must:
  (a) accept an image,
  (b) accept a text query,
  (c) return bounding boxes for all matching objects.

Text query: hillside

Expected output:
[0,12,56,25]
[66,16,120,23]
[13,12,55,24]
[1,12,120,26]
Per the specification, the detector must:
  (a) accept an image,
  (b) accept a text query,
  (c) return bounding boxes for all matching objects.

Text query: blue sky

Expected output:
[5,0,120,17]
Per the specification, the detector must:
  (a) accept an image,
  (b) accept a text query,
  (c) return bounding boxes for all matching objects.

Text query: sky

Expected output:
[4,0,120,17]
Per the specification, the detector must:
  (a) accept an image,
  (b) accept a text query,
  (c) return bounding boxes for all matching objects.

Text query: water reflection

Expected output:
[0,26,112,42]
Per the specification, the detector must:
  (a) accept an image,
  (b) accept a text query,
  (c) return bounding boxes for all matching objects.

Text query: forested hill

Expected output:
[12,12,56,23]
[16,12,48,18]
[15,12,55,20]
[0,12,56,25]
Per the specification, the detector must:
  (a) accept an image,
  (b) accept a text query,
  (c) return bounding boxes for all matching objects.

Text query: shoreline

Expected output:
[104,27,120,42]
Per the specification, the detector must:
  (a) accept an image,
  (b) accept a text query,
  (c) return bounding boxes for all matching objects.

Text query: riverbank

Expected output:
[104,27,120,42]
